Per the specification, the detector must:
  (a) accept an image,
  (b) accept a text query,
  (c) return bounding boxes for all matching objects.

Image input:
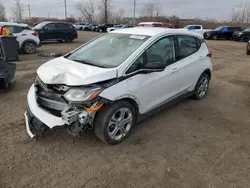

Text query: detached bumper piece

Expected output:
[25,107,50,138]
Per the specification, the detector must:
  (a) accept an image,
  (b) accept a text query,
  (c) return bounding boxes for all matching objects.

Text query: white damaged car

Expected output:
[25,27,212,144]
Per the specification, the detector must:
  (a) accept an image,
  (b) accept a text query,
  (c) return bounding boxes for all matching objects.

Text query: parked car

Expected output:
[138,22,175,28]
[95,24,115,32]
[108,25,134,32]
[184,25,205,36]
[74,23,88,30]
[25,27,212,144]
[107,25,123,32]
[204,26,242,40]
[233,28,250,42]
[33,21,78,43]
[0,22,40,54]
[92,24,100,31]
[247,41,250,55]
[87,24,98,31]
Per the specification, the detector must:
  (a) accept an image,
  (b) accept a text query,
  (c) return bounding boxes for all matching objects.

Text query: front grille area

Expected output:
[35,77,68,117]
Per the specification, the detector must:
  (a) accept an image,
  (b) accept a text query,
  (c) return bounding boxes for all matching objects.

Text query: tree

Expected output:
[12,0,24,23]
[98,0,112,24]
[0,1,7,21]
[232,0,250,25]
[76,0,96,23]
[140,2,162,21]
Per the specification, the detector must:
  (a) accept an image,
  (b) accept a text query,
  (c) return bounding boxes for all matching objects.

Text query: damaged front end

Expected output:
[25,76,109,138]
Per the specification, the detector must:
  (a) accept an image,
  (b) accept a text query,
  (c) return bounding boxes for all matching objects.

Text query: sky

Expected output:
[1,0,241,21]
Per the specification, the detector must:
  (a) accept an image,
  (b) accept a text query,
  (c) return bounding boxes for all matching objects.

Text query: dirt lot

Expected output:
[0,31,250,188]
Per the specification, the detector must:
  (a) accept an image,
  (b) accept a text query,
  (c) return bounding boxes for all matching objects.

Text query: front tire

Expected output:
[99,29,103,32]
[193,73,210,100]
[213,35,218,40]
[94,101,136,145]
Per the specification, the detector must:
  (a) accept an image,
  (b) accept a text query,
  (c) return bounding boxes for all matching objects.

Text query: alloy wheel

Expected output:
[24,42,36,54]
[197,76,209,98]
[108,107,133,141]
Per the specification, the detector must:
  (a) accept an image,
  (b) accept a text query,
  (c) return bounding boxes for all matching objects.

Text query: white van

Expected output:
[25,27,212,145]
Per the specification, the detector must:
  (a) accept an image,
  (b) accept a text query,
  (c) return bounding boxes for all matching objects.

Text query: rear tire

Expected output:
[22,42,36,54]
[193,73,210,100]
[99,28,103,32]
[64,35,73,43]
[94,101,137,145]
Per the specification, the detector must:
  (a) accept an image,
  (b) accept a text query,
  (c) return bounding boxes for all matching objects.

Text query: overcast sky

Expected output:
[2,0,240,21]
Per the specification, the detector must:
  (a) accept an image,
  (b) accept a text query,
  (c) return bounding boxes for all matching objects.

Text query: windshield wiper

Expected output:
[70,59,107,68]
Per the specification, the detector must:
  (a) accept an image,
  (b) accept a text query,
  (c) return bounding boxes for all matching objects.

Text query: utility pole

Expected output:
[133,0,136,25]
[64,0,67,20]
[28,5,31,18]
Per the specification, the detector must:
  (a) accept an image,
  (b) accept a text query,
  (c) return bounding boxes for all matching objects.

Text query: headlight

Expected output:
[238,32,243,35]
[64,87,103,103]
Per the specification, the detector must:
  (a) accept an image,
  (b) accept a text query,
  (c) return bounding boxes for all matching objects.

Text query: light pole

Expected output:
[64,0,67,19]
[133,0,136,25]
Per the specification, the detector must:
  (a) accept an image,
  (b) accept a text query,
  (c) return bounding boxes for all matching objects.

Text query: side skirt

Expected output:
[137,91,194,122]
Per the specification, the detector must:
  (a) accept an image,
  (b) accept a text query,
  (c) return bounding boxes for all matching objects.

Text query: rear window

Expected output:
[14,26,24,33]
[56,23,72,29]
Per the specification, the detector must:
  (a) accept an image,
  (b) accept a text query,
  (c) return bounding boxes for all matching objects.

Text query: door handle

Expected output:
[172,68,179,73]
[198,56,204,60]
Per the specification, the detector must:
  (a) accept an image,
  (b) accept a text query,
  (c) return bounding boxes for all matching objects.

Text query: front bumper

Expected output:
[24,84,66,138]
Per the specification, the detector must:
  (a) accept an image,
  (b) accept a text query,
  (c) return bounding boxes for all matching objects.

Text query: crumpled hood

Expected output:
[37,57,117,86]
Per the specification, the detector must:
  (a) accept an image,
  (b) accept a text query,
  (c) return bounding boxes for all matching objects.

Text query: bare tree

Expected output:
[232,0,250,25]
[140,2,162,21]
[112,9,125,24]
[98,0,112,24]
[0,1,7,21]
[12,0,24,23]
[76,0,96,23]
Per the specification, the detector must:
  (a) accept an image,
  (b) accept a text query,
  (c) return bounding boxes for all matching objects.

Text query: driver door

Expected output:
[126,36,180,114]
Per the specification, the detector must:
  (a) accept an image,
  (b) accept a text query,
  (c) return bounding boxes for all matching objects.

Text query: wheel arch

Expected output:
[21,39,37,48]
[202,69,212,80]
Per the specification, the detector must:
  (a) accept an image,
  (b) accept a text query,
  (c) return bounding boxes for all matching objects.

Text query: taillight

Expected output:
[32,32,39,36]
[207,51,212,57]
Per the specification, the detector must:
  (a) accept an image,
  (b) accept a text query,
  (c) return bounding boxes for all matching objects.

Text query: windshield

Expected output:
[244,28,250,32]
[33,22,48,29]
[214,26,223,31]
[67,33,150,68]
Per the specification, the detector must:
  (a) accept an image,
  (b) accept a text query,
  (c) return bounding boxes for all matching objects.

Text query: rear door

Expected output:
[174,35,206,93]
[43,23,56,40]
[55,23,67,39]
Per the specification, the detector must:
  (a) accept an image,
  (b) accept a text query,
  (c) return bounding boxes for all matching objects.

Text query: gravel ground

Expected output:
[0,31,250,188]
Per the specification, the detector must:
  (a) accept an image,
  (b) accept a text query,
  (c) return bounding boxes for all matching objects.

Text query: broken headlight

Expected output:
[64,87,103,103]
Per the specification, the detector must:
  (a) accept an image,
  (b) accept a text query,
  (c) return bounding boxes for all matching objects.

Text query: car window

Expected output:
[14,26,24,33]
[4,26,15,33]
[56,23,72,29]
[176,35,198,60]
[220,27,228,32]
[46,24,56,30]
[126,54,144,74]
[194,26,201,29]
[245,28,250,32]
[24,26,31,30]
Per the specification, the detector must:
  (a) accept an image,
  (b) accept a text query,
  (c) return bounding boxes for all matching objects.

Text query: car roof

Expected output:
[0,22,28,27]
[40,21,72,24]
[112,27,203,38]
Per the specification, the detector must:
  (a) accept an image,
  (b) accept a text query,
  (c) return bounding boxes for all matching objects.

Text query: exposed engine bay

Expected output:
[29,76,118,137]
